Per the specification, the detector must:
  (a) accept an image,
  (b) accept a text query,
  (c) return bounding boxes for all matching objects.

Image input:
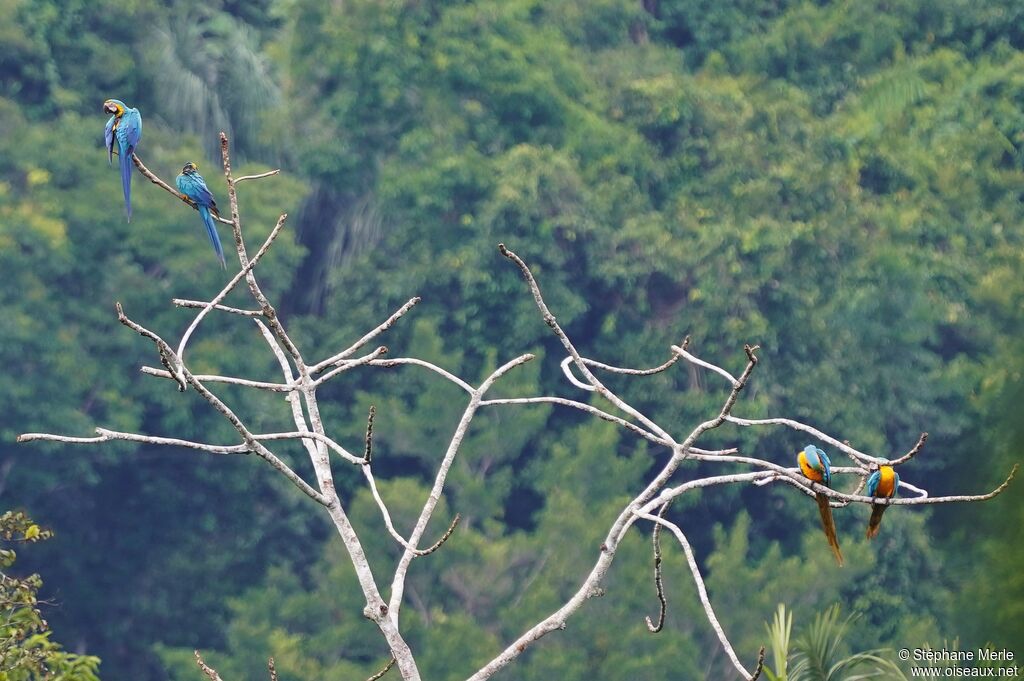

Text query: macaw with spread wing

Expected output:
[866,465,899,539]
[103,99,142,221]
[798,444,844,566]
[175,162,226,268]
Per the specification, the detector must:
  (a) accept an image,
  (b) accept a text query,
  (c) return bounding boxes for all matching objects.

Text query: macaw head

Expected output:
[181,162,199,175]
[103,99,126,116]
[801,444,831,481]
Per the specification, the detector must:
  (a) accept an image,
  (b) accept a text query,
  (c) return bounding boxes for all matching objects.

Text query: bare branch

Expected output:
[499,243,677,445]
[888,432,929,466]
[118,303,328,505]
[314,346,389,387]
[194,651,225,681]
[140,366,293,392]
[636,510,759,681]
[725,415,885,466]
[235,169,281,183]
[644,501,669,633]
[417,514,460,556]
[389,354,534,620]
[580,349,681,377]
[365,405,376,464]
[257,431,363,466]
[368,357,475,394]
[172,298,262,317]
[268,657,278,681]
[17,433,107,445]
[478,396,672,447]
[672,339,740,387]
[559,356,597,392]
[175,213,289,381]
[312,297,421,374]
[368,656,397,681]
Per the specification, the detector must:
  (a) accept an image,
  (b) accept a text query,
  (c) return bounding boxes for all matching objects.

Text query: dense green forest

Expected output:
[1,0,1022,678]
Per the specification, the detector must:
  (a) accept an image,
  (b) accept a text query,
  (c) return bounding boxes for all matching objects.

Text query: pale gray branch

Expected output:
[580,350,681,376]
[174,212,288,378]
[725,415,885,466]
[172,298,262,316]
[671,341,740,387]
[314,346,389,387]
[560,356,596,391]
[636,510,759,680]
[478,396,671,447]
[389,354,534,621]
[368,357,475,394]
[312,297,421,374]
[235,169,281,183]
[140,365,293,392]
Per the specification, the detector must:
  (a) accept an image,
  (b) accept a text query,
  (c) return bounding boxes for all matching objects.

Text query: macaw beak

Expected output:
[103,102,116,114]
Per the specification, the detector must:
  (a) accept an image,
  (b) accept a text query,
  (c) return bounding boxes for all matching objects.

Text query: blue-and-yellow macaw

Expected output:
[798,444,844,566]
[865,465,899,539]
[175,162,226,268]
[103,99,143,221]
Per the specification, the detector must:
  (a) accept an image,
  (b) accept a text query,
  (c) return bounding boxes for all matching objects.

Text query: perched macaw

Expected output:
[175,162,226,268]
[103,99,143,221]
[797,444,844,566]
[865,465,900,539]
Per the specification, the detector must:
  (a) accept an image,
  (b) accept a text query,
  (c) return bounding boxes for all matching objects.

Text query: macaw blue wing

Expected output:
[866,470,880,497]
[191,172,217,207]
[177,171,226,268]
[117,108,142,151]
[105,115,116,165]
[115,109,142,221]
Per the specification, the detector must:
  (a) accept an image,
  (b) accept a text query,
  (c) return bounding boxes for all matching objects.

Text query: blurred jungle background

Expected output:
[1,0,1022,678]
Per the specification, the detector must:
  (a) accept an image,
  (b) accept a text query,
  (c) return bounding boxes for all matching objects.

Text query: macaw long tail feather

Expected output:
[866,504,887,539]
[199,205,227,269]
[815,492,844,566]
[120,147,134,221]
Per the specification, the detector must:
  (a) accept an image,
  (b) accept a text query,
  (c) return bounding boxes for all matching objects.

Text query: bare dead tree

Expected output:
[17,134,1016,681]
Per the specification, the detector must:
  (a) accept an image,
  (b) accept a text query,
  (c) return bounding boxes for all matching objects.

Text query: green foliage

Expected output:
[0,511,101,681]
[4,0,1024,676]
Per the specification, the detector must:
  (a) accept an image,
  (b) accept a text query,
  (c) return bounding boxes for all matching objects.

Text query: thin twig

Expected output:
[645,501,670,633]
[580,350,681,376]
[725,415,886,466]
[560,356,597,392]
[175,213,289,382]
[140,366,293,392]
[499,243,677,445]
[172,299,263,316]
[236,169,281,183]
[368,357,475,394]
[365,406,376,463]
[314,346,389,387]
[672,339,740,388]
[194,651,225,681]
[389,354,534,620]
[268,657,278,681]
[116,302,327,505]
[637,511,759,680]
[367,656,396,681]
[479,396,672,447]
[888,432,929,466]
[312,297,421,374]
